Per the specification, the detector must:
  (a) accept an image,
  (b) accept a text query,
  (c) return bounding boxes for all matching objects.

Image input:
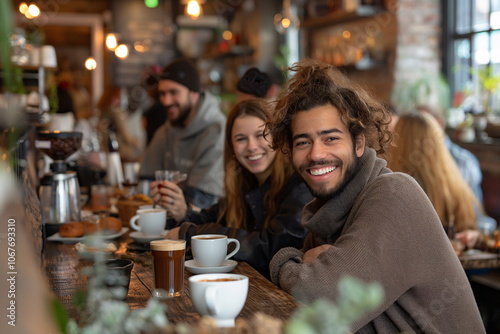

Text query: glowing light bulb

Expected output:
[25,4,40,19]
[106,33,118,51]
[274,0,299,34]
[144,0,158,8]
[186,0,202,20]
[85,57,97,70]
[19,3,28,14]
[115,44,129,59]
[222,30,233,41]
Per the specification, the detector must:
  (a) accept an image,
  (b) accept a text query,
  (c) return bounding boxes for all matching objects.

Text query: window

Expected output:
[445,0,500,115]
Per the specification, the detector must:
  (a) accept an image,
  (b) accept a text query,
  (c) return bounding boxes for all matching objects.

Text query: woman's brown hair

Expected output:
[218,99,294,229]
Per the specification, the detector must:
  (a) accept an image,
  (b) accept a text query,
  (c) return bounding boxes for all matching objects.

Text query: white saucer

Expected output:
[47,227,129,244]
[130,230,168,243]
[185,259,238,274]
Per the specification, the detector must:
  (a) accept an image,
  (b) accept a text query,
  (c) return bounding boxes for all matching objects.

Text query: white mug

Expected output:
[189,273,248,327]
[129,208,166,237]
[191,234,240,267]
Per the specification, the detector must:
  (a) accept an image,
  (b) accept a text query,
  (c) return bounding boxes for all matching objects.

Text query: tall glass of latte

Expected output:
[150,239,186,298]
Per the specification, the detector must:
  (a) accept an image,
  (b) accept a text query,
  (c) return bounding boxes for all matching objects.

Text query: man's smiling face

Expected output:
[291,104,365,199]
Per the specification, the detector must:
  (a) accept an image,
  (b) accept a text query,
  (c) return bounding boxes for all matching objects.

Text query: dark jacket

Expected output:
[177,173,313,279]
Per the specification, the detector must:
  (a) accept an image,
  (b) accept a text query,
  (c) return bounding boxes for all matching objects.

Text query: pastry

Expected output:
[59,221,84,238]
[100,216,122,233]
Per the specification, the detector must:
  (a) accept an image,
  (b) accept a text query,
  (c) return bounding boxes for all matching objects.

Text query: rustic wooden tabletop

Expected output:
[42,231,301,325]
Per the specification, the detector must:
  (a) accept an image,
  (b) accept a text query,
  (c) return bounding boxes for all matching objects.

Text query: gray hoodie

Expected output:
[139,91,226,200]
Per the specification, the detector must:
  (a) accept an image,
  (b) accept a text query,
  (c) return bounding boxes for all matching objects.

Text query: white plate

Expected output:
[130,230,168,243]
[47,227,129,244]
[185,259,238,274]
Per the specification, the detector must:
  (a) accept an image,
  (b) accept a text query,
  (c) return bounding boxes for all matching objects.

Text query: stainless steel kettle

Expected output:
[39,172,81,224]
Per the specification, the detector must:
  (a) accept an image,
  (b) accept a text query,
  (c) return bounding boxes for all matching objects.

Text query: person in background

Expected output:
[96,85,143,163]
[70,68,92,122]
[153,99,313,279]
[389,105,496,235]
[267,59,484,333]
[387,112,494,249]
[139,58,226,209]
[236,67,282,103]
[142,65,167,145]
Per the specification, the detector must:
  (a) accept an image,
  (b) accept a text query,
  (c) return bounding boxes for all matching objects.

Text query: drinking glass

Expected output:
[150,239,186,298]
[155,170,187,185]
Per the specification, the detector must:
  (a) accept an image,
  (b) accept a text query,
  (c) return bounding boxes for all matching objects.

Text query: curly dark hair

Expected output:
[266,59,392,157]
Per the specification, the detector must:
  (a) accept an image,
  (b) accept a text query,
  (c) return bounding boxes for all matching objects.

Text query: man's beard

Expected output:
[169,99,192,127]
[303,151,359,201]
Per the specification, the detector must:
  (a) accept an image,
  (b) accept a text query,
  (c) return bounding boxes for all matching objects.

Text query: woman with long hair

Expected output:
[151,98,313,278]
[387,111,484,248]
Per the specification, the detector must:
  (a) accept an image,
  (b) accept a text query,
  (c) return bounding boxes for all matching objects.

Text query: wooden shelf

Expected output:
[203,45,254,60]
[0,65,57,71]
[301,6,386,30]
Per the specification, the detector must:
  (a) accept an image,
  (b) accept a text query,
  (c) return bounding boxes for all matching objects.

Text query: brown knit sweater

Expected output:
[270,148,485,333]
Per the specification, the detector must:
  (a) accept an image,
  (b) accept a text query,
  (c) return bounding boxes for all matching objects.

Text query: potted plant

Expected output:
[468,66,500,116]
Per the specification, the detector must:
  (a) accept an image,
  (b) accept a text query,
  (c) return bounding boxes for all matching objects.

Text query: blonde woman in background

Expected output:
[387,111,489,249]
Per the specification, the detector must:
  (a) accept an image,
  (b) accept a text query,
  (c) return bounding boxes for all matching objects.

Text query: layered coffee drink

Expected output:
[150,239,186,297]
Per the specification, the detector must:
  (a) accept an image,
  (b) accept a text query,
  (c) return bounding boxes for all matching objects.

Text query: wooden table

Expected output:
[460,250,500,270]
[42,232,300,325]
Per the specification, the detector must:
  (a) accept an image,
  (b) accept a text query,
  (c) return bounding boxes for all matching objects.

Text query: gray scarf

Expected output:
[302,147,390,242]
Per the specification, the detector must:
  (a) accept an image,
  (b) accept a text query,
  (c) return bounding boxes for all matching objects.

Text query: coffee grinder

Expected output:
[36,131,83,232]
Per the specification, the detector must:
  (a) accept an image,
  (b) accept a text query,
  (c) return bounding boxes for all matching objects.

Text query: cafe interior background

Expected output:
[2,0,498,222]
[1,0,500,330]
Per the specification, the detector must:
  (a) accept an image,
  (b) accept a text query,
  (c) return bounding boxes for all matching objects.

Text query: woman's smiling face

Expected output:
[231,114,276,185]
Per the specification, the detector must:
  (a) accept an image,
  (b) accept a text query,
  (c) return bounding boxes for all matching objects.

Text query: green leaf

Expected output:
[50,297,70,334]
[0,0,14,91]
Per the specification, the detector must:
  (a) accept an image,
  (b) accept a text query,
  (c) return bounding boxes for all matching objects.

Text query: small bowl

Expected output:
[104,259,134,300]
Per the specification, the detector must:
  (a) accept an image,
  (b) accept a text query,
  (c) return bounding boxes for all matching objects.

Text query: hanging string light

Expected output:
[85,57,97,70]
[106,33,118,51]
[274,0,299,34]
[22,3,41,19]
[115,44,129,59]
[182,0,204,20]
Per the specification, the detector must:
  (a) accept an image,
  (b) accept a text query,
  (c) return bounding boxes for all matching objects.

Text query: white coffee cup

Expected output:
[129,208,166,237]
[189,273,248,327]
[191,234,240,267]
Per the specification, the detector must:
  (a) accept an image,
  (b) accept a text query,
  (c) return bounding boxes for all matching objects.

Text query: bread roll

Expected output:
[83,221,99,235]
[100,216,122,233]
[59,222,84,238]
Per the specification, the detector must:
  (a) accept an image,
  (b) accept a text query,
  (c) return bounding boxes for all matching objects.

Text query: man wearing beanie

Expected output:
[139,58,226,210]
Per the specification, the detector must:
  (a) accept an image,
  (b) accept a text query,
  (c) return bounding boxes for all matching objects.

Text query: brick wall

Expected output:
[393,0,441,84]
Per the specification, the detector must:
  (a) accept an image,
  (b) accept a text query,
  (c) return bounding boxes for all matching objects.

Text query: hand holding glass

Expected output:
[155,170,187,185]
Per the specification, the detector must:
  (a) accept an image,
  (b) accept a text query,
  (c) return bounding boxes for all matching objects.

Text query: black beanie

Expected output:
[160,58,200,92]
[237,68,271,98]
